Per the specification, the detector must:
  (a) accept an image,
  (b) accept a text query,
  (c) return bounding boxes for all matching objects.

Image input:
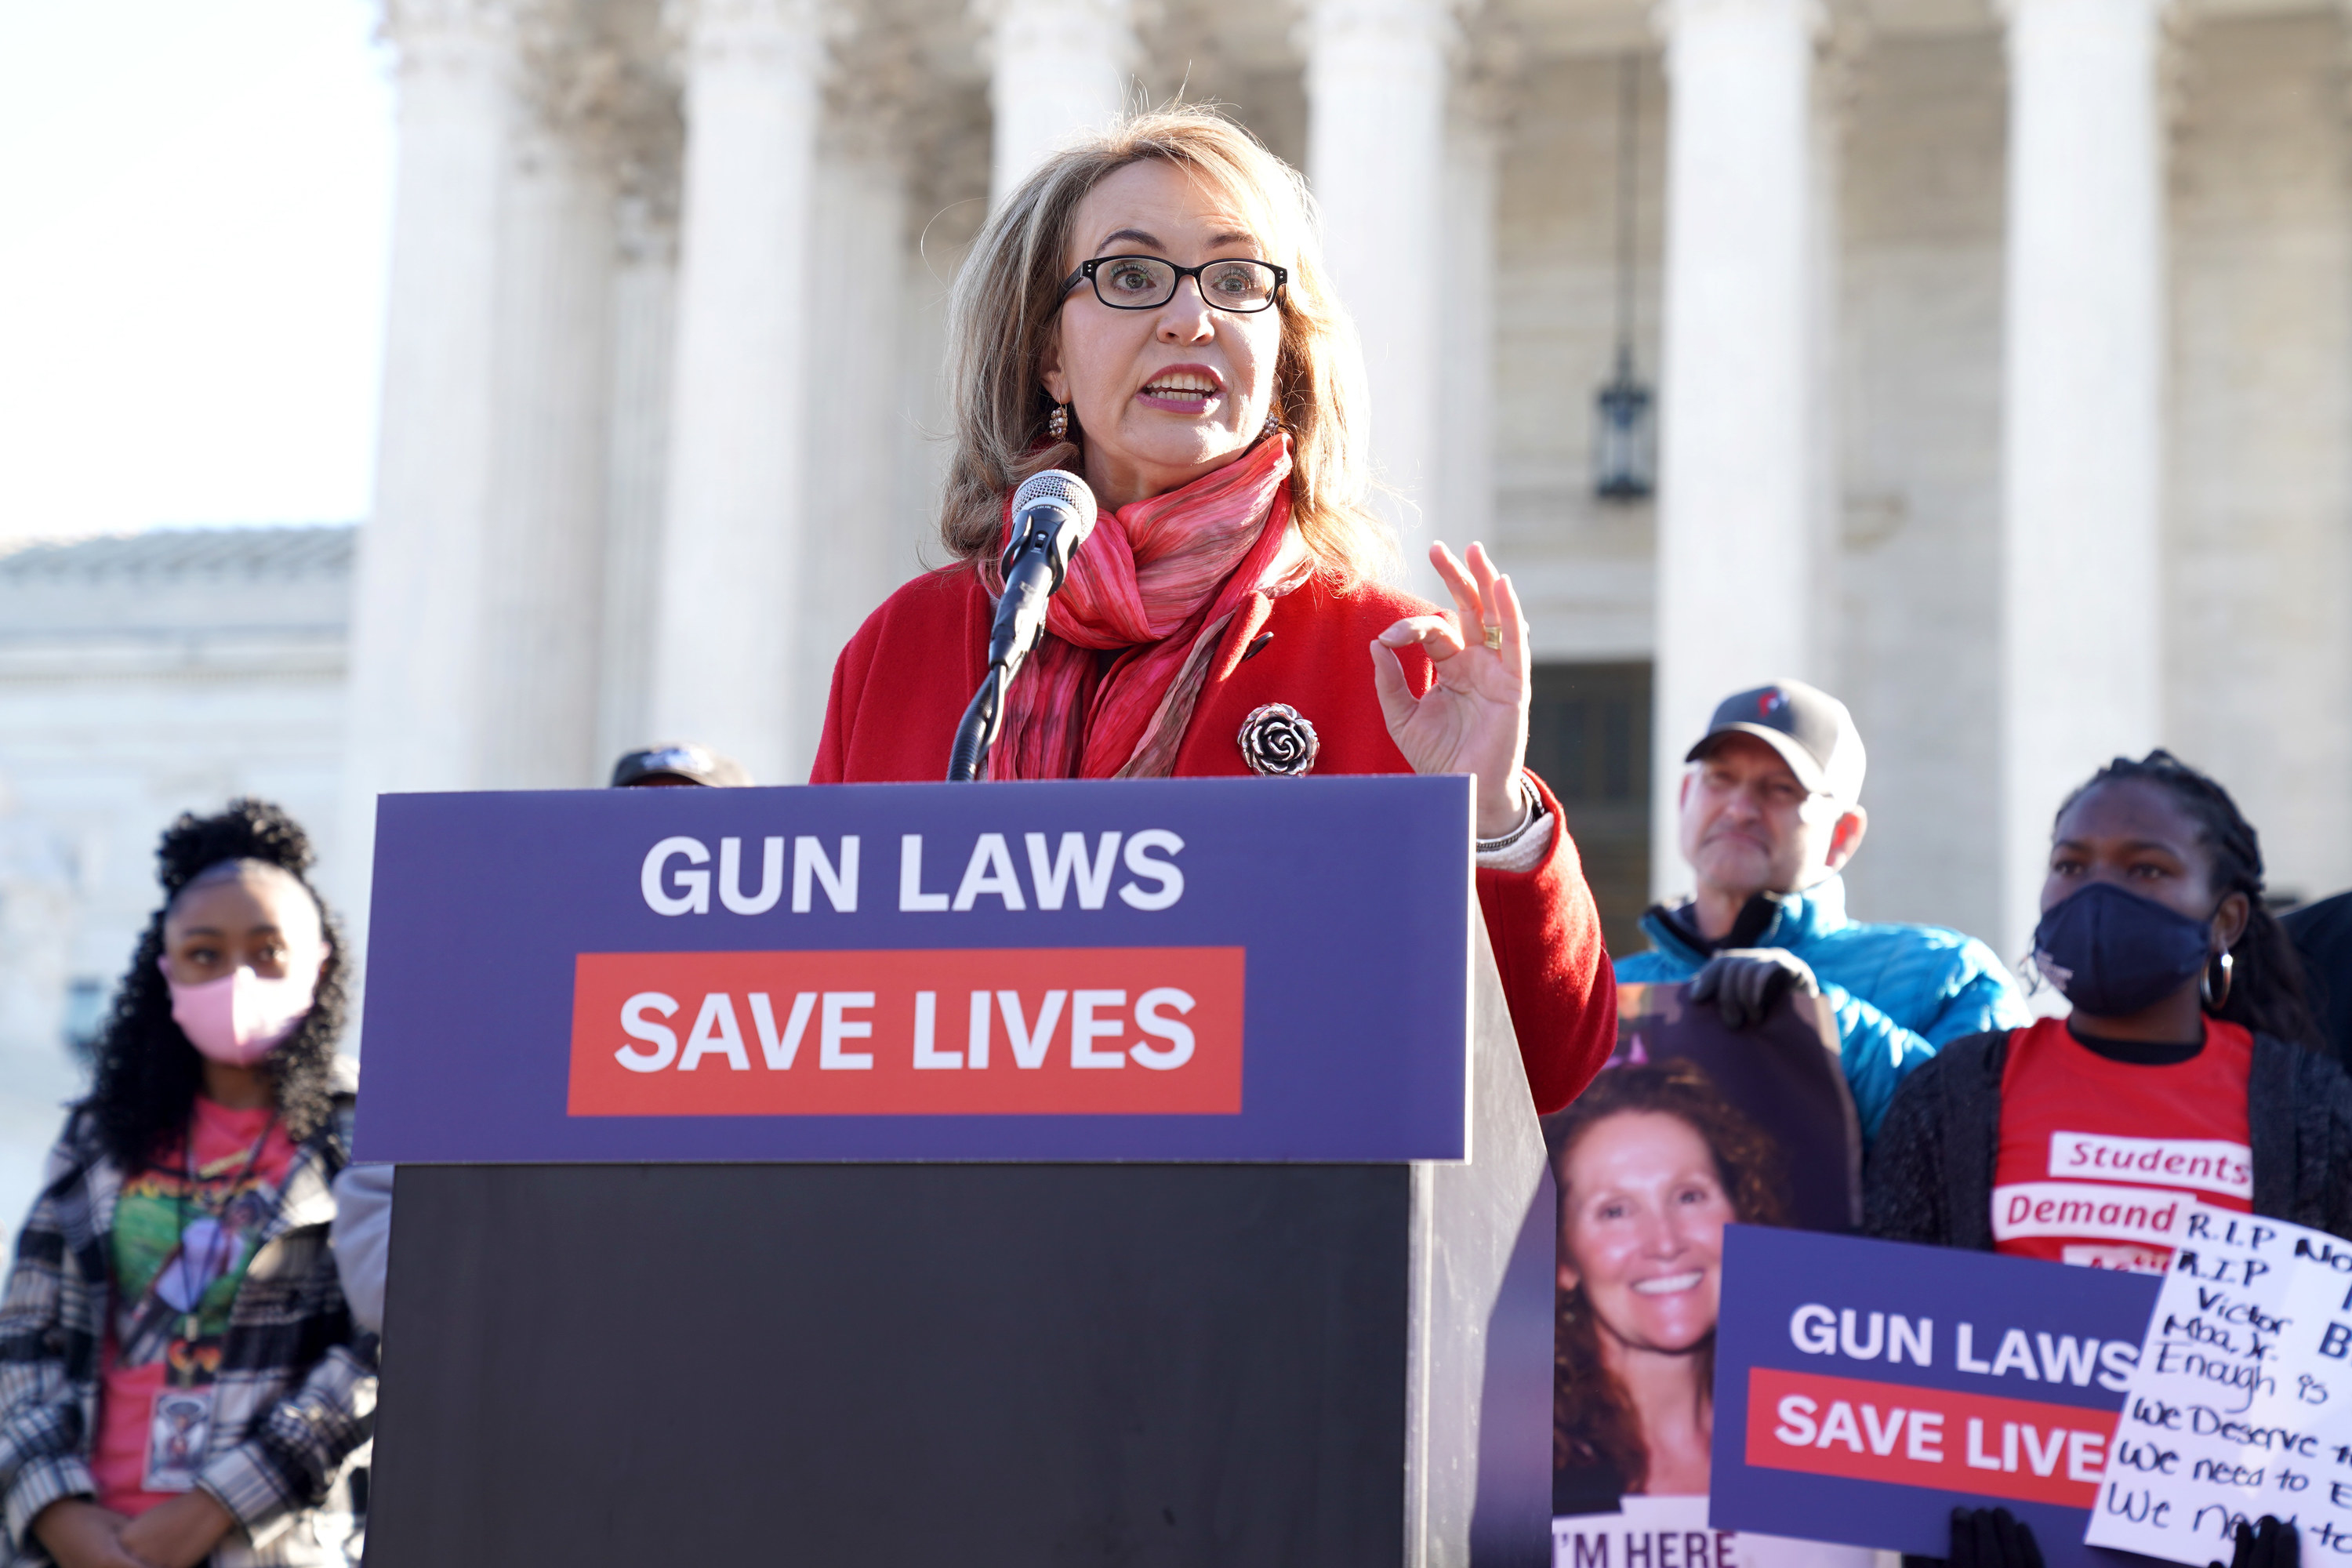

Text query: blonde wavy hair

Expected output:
[938,105,1394,586]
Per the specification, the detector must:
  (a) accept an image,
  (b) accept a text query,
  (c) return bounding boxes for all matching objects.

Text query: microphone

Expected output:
[948,470,1099,782]
[988,469,1098,677]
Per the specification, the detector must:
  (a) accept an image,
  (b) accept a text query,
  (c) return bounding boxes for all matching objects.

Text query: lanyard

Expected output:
[158,1112,279,1345]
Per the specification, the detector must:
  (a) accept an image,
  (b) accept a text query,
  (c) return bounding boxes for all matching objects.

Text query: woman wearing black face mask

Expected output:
[1867,748,2352,1258]
[1867,753,2348,1568]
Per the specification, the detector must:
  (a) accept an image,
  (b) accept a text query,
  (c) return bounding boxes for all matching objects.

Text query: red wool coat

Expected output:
[811,565,1617,1115]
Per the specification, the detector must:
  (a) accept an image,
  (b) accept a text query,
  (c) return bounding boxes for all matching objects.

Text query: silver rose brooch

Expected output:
[1237,703,1319,776]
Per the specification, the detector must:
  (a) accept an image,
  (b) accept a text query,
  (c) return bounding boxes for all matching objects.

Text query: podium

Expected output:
[356,778,1554,1566]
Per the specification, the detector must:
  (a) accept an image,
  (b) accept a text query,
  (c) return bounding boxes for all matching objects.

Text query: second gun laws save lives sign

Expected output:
[353,776,1475,1163]
[1710,1225,2163,1565]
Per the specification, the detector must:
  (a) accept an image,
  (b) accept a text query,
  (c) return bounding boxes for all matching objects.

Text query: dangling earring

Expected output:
[2200,949,2234,1011]
[1047,403,1070,440]
[1261,409,1280,438]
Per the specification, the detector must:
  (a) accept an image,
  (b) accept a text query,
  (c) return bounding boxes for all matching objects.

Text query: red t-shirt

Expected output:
[94,1098,296,1515]
[1991,1014,2253,1274]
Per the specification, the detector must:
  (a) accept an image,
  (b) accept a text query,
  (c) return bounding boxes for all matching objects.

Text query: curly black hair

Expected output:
[2056,750,2321,1049]
[86,798,350,1170]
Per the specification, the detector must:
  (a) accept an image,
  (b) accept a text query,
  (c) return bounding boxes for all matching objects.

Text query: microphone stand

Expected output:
[947,470,1094,783]
[946,553,1053,782]
[946,666,1007,783]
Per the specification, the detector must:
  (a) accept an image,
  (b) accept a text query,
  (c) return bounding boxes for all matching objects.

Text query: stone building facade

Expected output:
[350,0,2352,977]
[0,527,352,1232]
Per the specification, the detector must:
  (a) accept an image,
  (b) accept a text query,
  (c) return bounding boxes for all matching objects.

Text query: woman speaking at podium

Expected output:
[813,107,1613,1113]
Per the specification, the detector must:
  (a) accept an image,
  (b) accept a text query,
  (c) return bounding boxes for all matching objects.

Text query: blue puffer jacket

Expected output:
[1615,876,2030,1144]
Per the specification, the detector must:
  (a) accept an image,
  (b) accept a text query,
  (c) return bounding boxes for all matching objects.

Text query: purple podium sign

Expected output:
[353,775,1475,1163]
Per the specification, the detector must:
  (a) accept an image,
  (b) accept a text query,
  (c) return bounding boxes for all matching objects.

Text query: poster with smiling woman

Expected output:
[1545,982,1873,1566]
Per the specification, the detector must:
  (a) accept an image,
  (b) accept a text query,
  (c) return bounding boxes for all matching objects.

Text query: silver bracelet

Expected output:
[1475,778,1543,854]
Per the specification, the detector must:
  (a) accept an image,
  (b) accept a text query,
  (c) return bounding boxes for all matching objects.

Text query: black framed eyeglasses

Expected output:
[1061,255,1287,314]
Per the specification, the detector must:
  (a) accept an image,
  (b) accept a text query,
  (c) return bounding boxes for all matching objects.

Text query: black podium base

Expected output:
[372,1161,1549,1566]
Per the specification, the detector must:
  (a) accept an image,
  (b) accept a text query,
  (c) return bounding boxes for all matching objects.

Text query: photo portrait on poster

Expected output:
[1608,981,1860,1232]
[1547,980,1871,1566]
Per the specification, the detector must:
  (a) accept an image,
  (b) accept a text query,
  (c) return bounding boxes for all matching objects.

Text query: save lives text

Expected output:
[567,946,1245,1116]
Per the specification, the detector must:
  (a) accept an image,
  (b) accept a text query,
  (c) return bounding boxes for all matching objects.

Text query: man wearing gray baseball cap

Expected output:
[1616,679,2028,1142]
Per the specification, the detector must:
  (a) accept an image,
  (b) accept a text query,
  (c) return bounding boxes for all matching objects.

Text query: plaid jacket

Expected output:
[0,1069,376,1567]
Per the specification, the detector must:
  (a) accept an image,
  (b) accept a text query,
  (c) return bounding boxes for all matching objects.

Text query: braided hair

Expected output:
[2058,750,2321,1048]
[87,799,350,1169]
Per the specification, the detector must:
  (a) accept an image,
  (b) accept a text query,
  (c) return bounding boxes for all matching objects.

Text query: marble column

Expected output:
[979,0,1136,201]
[1439,103,1496,557]
[650,0,827,786]
[1305,0,1456,590]
[1806,24,1857,684]
[475,78,615,789]
[1437,91,1504,555]
[1998,0,2166,954]
[343,0,518,917]
[797,119,912,767]
[597,193,679,769]
[1649,0,1822,896]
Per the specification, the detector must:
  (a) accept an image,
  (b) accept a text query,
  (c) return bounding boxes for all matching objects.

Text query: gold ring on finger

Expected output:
[1482,624,1504,652]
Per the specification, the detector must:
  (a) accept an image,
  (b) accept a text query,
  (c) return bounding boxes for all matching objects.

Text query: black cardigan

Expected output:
[1864,1027,2352,1248]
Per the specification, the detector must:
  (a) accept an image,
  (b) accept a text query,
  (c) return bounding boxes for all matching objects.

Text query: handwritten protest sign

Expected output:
[2085,1204,2352,1563]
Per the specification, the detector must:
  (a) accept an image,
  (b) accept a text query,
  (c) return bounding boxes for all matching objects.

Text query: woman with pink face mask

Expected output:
[0,800,372,1568]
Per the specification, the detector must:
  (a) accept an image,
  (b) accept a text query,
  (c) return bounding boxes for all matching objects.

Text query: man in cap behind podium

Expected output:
[1616,680,2028,1142]
[610,742,753,789]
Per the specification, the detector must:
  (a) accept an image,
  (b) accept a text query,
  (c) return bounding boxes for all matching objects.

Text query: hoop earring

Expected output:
[1047,403,1070,441]
[2200,949,2234,1011]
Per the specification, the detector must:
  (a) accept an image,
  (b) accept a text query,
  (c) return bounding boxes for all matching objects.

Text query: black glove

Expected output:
[2212,1515,2299,1568]
[1945,1507,2046,1568]
[1687,948,1820,1029]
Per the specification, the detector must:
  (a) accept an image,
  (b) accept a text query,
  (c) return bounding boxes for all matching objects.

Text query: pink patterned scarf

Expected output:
[989,434,1312,779]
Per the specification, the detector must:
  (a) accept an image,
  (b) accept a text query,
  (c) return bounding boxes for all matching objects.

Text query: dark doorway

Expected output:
[1526,662,1652,957]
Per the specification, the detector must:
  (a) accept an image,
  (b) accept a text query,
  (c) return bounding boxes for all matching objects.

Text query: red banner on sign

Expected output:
[1745,1367,2114,1508]
[567,946,1245,1116]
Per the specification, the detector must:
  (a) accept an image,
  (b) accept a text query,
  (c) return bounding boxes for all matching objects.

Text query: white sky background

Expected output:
[0,0,394,536]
